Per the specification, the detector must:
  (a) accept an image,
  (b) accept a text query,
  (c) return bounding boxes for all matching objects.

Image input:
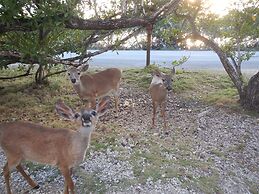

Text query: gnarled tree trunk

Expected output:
[243,72,259,112]
[176,12,258,112]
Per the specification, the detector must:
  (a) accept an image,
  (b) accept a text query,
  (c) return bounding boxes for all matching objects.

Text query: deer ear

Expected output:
[77,64,89,72]
[152,70,161,77]
[55,99,80,120]
[96,96,111,117]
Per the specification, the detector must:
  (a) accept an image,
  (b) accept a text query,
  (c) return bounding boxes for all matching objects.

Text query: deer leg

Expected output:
[16,164,39,189]
[3,163,12,194]
[114,88,120,114]
[114,95,119,114]
[161,102,167,129]
[152,102,158,128]
[3,154,22,194]
[60,165,75,194]
[90,98,97,109]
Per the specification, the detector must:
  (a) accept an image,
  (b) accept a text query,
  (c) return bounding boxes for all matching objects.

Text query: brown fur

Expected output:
[149,83,168,129]
[68,67,121,112]
[149,69,175,129]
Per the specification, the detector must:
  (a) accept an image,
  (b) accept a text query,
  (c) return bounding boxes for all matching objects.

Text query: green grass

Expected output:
[122,67,240,110]
[76,170,107,193]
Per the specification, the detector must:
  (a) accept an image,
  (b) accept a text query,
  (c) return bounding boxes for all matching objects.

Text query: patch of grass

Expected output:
[124,66,241,111]
[210,149,226,158]
[205,88,238,105]
[90,123,122,151]
[123,68,151,89]
[246,181,259,194]
[195,174,221,193]
[76,170,107,193]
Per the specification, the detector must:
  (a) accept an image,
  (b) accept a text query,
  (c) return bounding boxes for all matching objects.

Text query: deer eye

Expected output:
[68,73,70,76]
[75,113,80,119]
[77,72,80,75]
[91,110,97,116]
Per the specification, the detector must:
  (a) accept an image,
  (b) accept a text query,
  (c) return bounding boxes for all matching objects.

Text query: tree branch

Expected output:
[0,65,33,80]
[43,70,67,80]
[0,27,142,68]
[0,0,181,33]
[62,27,143,63]
[151,0,181,23]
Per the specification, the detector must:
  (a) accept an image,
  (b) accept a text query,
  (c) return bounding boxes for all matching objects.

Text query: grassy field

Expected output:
[0,67,258,193]
[0,66,241,124]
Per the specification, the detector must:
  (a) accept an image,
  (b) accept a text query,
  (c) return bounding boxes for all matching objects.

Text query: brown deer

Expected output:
[67,64,122,113]
[0,98,110,194]
[149,68,175,129]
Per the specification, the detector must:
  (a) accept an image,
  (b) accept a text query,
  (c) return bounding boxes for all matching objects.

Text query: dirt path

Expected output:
[0,83,258,193]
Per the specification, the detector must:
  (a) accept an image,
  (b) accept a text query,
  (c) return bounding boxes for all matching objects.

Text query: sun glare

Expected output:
[186,39,204,49]
[206,0,235,16]
[189,0,242,16]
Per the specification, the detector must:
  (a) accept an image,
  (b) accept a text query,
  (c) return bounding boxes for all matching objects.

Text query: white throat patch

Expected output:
[151,75,163,85]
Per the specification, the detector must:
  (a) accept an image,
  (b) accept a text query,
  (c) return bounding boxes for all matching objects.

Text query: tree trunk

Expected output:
[188,34,247,101]
[35,64,47,84]
[146,24,153,67]
[179,14,258,112]
[242,71,259,112]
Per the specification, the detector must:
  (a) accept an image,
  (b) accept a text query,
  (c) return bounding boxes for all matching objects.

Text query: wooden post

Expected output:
[146,24,153,67]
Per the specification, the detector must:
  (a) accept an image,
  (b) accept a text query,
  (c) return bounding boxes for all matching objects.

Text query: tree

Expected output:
[0,0,181,83]
[183,0,259,111]
[155,0,259,111]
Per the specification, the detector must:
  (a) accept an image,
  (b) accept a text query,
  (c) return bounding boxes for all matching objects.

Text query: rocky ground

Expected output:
[0,83,258,194]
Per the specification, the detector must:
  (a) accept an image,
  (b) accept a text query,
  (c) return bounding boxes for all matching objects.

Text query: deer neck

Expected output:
[150,76,163,86]
[73,82,82,94]
[72,78,89,97]
[71,126,93,163]
[78,125,93,138]
[77,75,92,95]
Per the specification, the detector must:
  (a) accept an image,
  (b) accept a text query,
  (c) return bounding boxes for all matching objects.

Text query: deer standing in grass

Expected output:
[67,64,122,113]
[149,68,175,129]
[0,98,109,194]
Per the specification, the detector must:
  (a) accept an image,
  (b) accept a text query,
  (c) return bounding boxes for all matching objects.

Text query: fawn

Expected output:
[149,68,175,129]
[67,64,121,113]
[0,98,109,194]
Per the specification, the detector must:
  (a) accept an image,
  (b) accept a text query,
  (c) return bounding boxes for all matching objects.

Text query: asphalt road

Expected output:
[78,50,259,73]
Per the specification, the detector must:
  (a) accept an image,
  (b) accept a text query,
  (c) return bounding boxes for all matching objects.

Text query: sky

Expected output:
[83,0,241,18]
[206,0,237,16]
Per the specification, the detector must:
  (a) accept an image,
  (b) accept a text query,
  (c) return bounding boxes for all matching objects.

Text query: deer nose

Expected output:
[82,114,92,127]
[167,86,172,91]
[71,79,76,84]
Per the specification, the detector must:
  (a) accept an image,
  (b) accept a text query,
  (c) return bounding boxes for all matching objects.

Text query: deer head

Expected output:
[67,64,89,84]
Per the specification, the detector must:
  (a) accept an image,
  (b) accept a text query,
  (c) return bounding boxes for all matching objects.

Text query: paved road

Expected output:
[72,50,259,73]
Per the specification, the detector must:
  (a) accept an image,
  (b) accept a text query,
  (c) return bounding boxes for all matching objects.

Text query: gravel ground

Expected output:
[0,83,258,193]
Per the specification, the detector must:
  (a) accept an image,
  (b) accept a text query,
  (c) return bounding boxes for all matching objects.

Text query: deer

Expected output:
[149,68,175,129]
[67,64,122,113]
[0,97,110,194]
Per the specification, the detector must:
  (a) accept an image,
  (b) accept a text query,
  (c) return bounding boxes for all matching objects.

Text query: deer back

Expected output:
[80,68,122,97]
[0,122,76,165]
[67,65,121,99]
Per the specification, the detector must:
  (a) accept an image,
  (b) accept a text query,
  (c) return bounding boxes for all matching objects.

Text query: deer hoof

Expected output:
[33,185,40,190]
